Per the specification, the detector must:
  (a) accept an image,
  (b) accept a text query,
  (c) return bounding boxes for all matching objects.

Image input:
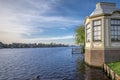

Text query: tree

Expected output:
[75,25,85,53]
[0,42,3,48]
[75,25,85,44]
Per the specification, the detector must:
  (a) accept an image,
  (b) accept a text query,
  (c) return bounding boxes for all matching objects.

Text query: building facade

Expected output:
[84,2,120,67]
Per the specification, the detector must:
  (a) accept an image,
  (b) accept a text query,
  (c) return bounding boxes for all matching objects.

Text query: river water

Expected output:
[0,47,110,80]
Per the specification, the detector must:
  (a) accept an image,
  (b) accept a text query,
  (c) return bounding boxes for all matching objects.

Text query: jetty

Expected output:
[72,48,80,54]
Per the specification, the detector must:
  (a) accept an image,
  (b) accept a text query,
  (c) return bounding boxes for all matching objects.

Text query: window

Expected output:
[93,20,101,41]
[111,19,120,41]
[86,23,90,42]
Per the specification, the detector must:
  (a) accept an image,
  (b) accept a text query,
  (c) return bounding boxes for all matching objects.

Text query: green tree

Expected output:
[75,25,85,53]
[75,25,85,44]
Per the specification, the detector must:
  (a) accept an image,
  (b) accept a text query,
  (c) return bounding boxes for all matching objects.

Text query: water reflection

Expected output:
[76,58,85,74]
[84,65,110,80]
[74,54,110,80]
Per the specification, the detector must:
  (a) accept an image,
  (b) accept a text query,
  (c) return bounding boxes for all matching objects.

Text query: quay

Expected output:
[103,64,120,80]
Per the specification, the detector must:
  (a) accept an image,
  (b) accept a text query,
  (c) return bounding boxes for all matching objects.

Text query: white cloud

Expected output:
[59,27,67,30]
[21,15,82,29]
[0,0,81,44]
[25,0,52,13]
[20,35,75,45]
[25,35,74,41]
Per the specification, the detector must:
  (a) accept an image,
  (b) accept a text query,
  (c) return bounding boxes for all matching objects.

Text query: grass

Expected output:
[107,62,120,76]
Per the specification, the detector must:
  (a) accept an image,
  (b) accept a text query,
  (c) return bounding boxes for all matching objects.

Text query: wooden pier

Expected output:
[72,48,80,54]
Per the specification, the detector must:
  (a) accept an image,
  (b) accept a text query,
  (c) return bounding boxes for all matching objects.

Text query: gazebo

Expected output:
[84,2,120,67]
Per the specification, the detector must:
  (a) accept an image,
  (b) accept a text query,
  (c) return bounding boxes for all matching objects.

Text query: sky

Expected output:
[0,0,120,45]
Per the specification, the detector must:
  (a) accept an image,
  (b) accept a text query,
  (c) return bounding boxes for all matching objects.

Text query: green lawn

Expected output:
[107,62,120,76]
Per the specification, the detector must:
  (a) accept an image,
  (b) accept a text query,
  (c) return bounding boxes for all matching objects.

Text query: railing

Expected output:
[72,48,80,54]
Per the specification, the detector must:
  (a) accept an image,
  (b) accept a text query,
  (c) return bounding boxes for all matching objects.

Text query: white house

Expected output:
[84,2,120,67]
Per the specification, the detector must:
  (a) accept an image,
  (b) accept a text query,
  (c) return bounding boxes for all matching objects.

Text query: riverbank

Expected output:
[103,62,120,80]
[107,62,120,76]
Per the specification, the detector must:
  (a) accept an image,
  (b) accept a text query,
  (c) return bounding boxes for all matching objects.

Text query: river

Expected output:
[0,47,110,80]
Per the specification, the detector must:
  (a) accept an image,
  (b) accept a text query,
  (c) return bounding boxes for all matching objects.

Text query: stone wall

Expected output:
[105,50,120,63]
[85,49,104,67]
[85,49,120,67]
[85,50,91,66]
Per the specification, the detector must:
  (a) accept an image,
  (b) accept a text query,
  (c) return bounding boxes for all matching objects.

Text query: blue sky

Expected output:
[0,0,120,44]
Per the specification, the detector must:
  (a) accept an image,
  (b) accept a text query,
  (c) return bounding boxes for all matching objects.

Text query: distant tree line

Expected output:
[0,42,69,49]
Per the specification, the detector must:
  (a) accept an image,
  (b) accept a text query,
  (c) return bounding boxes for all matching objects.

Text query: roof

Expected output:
[90,2,120,16]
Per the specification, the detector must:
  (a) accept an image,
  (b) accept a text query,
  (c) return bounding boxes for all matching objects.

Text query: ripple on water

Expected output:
[0,47,110,80]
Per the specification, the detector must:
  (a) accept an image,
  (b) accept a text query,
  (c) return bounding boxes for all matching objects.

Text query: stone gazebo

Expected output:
[84,2,120,67]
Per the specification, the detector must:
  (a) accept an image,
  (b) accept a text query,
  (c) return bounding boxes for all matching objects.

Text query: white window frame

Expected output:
[86,23,90,42]
[111,19,120,41]
[93,20,102,41]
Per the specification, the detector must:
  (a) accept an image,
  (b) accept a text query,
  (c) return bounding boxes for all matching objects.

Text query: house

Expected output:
[84,2,120,67]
